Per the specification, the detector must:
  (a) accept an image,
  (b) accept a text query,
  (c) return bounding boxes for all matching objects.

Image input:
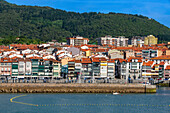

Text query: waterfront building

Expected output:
[127,57,142,80]
[164,65,170,79]
[44,59,53,77]
[115,59,128,79]
[107,59,115,79]
[68,60,75,79]
[92,58,100,77]
[142,61,154,79]
[66,36,89,46]
[53,60,61,78]
[150,62,165,79]
[11,59,18,77]
[74,60,82,78]
[144,35,158,45]
[30,56,41,77]
[0,58,12,77]
[38,59,45,76]
[18,59,25,77]
[81,58,92,77]
[100,59,107,77]
[25,59,32,77]
[61,65,68,78]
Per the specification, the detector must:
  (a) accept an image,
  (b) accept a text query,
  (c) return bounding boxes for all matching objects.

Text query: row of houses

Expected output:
[0,57,61,79]
[1,56,170,81]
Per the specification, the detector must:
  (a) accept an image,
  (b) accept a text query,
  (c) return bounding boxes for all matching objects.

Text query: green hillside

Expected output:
[0,0,170,43]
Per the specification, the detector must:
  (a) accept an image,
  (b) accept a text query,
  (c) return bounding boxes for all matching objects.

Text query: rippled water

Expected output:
[0,87,170,113]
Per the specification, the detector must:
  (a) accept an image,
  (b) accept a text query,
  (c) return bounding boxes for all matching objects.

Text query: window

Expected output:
[5,68,7,71]
[1,68,4,71]
[8,68,11,71]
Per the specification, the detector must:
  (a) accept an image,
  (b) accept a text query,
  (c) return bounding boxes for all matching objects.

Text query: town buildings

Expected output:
[0,34,170,83]
[98,35,129,47]
[131,36,144,47]
[66,36,89,46]
[98,35,114,46]
[144,35,158,45]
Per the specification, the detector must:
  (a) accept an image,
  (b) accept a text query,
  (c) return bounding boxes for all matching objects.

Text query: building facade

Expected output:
[67,36,89,46]
[144,35,158,45]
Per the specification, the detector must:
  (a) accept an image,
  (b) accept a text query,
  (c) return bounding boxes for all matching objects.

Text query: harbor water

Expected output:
[0,87,170,113]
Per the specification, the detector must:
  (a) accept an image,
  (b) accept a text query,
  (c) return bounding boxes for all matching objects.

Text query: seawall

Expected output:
[0,83,156,93]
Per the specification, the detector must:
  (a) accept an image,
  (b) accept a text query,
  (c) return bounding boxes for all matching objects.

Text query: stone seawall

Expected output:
[0,83,156,93]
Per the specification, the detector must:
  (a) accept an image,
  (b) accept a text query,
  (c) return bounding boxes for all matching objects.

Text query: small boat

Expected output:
[113,92,119,95]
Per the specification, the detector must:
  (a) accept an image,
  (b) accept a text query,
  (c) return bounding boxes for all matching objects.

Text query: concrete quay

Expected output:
[0,83,156,93]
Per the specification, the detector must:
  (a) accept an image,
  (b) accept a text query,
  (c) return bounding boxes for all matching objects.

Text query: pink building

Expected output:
[0,58,12,77]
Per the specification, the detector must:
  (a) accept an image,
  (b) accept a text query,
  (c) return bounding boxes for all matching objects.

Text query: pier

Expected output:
[0,83,156,93]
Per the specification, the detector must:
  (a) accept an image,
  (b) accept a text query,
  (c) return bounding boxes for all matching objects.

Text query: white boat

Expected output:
[113,92,119,95]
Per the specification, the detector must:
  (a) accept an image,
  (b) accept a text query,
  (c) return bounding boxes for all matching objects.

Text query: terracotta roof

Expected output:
[92,58,100,62]
[152,64,159,68]
[119,59,127,63]
[127,57,142,62]
[81,49,91,52]
[29,56,42,59]
[75,60,81,63]
[142,61,154,66]
[107,59,115,63]
[0,58,12,63]
[92,48,109,52]
[81,58,91,63]
[159,61,165,65]
[165,65,170,70]
[151,55,170,60]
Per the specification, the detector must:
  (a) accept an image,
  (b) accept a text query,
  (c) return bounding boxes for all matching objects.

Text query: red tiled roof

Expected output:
[81,58,91,63]
[107,59,115,63]
[152,64,159,68]
[127,57,142,62]
[159,61,165,65]
[81,49,91,52]
[29,56,42,59]
[165,65,170,70]
[0,58,12,63]
[151,55,170,60]
[75,60,81,63]
[142,61,154,66]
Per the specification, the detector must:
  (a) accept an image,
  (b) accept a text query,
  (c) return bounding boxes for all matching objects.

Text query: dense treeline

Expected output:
[0,0,170,43]
[0,36,44,45]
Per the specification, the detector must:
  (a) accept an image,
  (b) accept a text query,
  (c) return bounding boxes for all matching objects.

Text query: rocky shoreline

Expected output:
[0,83,156,93]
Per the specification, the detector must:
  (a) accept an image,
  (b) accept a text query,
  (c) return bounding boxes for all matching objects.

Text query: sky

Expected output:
[6,0,170,28]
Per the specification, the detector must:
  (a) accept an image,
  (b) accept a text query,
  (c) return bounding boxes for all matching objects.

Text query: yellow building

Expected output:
[144,35,158,45]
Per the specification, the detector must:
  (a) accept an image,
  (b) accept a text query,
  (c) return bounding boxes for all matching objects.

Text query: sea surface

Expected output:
[0,87,170,113]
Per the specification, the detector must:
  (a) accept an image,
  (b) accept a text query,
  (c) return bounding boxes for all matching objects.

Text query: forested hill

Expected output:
[0,0,170,42]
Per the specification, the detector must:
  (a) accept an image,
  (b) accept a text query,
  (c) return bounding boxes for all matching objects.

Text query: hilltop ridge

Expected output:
[0,0,169,42]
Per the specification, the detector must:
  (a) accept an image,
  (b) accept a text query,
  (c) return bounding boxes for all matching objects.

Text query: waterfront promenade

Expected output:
[0,83,156,93]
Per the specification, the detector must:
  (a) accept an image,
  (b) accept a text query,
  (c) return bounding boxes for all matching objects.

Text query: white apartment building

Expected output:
[67,36,89,46]
[131,36,144,47]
